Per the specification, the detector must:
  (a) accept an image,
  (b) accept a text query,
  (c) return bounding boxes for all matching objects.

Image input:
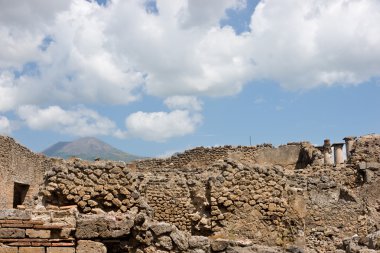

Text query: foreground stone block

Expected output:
[170,229,189,251]
[368,230,380,250]
[211,239,229,252]
[150,222,173,236]
[0,210,31,220]
[19,247,45,253]
[76,240,107,253]
[158,235,173,250]
[47,247,76,253]
[189,236,209,249]
[76,215,133,239]
[0,247,18,253]
[0,228,26,238]
[26,229,51,238]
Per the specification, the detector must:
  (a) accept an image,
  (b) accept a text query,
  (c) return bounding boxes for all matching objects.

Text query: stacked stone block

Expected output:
[135,145,260,170]
[42,160,143,214]
[0,210,75,253]
[144,178,194,231]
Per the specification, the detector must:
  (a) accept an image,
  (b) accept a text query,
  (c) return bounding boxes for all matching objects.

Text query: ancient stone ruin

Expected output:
[1,134,380,253]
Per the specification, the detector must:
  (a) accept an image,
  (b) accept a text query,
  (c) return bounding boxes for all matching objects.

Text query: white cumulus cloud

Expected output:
[164,96,203,111]
[1,0,380,110]
[0,116,11,135]
[125,110,202,142]
[17,105,126,138]
[250,0,380,89]
[1,0,380,141]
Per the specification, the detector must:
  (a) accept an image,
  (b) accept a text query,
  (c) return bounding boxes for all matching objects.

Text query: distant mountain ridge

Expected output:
[43,137,143,162]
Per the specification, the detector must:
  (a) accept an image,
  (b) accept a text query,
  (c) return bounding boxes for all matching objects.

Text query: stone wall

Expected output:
[41,158,291,242]
[40,143,306,233]
[37,135,380,252]
[0,136,50,209]
[135,143,303,171]
[0,209,75,253]
[350,134,380,164]
[2,134,380,252]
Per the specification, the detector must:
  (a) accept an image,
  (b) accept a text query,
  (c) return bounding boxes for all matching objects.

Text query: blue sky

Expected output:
[1,0,380,157]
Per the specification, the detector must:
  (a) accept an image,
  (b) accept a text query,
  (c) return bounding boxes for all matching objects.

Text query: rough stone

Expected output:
[19,248,45,253]
[0,248,18,253]
[26,229,51,238]
[46,248,75,253]
[189,236,209,249]
[211,239,229,251]
[76,240,107,253]
[170,229,189,250]
[150,222,173,236]
[0,228,26,238]
[158,235,173,250]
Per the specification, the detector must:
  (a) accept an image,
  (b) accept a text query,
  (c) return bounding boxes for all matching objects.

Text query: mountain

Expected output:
[43,137,143,162]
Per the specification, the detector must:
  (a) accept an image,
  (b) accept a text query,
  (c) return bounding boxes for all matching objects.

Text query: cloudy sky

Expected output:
[1,0,380,157]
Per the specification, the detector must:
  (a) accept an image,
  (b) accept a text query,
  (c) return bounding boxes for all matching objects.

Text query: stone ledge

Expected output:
[0,238,75,244]
[0,210,31,221]
[1,224,34,229]
[6,242,75,247]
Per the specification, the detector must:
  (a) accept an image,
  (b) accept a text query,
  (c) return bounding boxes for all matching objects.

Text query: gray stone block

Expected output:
[0,210,31,220]
[0,228,26,238]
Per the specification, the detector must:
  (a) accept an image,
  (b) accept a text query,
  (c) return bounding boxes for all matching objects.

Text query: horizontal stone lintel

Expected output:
[0,220,26,224]
[0,220,44,225]
[7,242,76,247]
[31,242,52,247]
[0,224,71,230]
[33,225,69,230]
[0,238,75,243]
[51,243,76,247]
[0,224,34,228]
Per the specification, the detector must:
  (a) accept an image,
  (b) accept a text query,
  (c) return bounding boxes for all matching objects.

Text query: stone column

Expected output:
[343,136,355,159]
[332,143,345,165]
[323,139,333,165]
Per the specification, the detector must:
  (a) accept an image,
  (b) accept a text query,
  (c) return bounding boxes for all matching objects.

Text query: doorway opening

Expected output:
[13,182,30,208]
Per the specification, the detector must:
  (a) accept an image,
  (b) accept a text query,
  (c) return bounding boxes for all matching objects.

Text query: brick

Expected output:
[31,241,51,247]
[2,223,33,228]
[58,205,77,210]
[50,243,75,247]
[0,247,18,253]
[47,247,75,253]
[8,242,31,246]
[0,220,23,224]
[0,228,26,238]
[34,225,65,230]
[0,239,18,243]
[23,220,44,225]
[26,229,51,239]
[50,240,75,243]
[19,247,45,253]
[0,239,35,243]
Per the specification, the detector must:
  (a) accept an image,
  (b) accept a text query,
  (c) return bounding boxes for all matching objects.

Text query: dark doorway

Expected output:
[13,182,29,208]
